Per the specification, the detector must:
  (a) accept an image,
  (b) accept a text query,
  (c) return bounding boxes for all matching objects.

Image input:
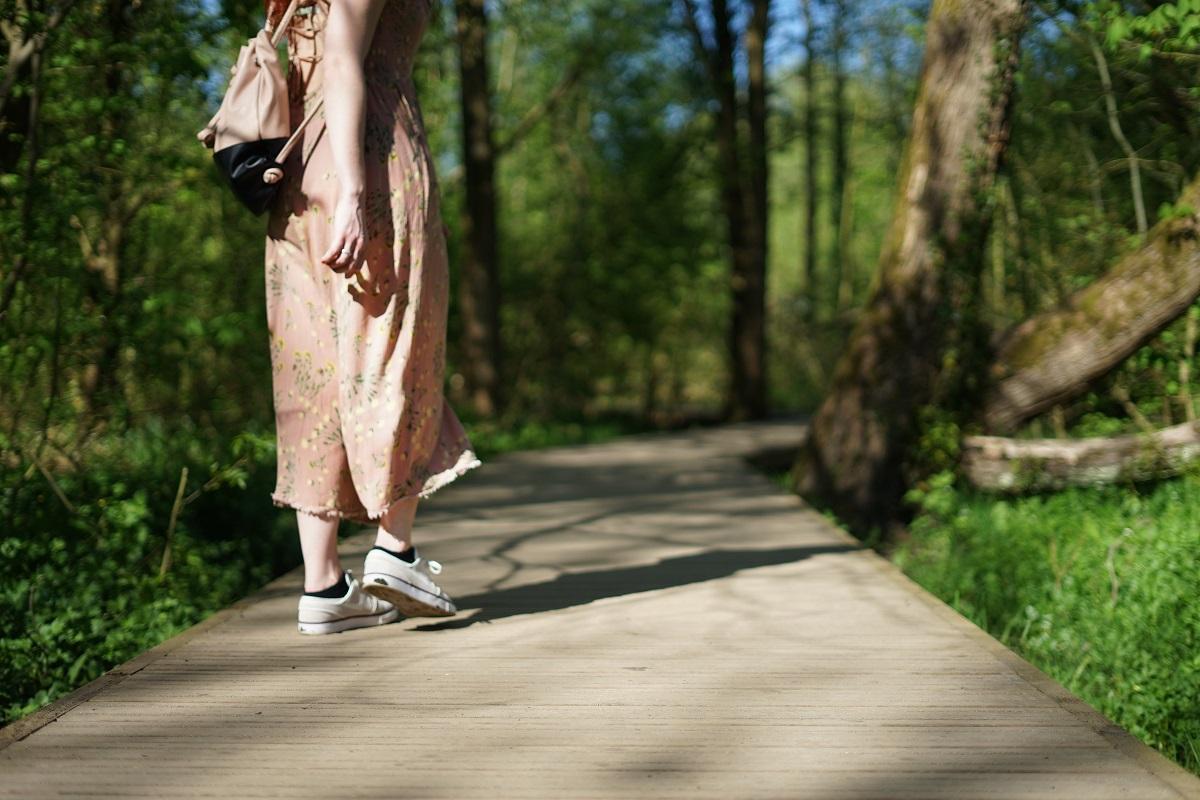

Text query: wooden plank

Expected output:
[0,419,1196,799]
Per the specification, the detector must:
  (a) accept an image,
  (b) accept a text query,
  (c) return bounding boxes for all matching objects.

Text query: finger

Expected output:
[330,240,357,273]
[320,233,348,267]
[352,258,369,294]
[338,237,363,273]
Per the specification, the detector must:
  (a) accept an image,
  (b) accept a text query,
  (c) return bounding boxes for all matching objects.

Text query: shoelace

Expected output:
[417,558,446,597]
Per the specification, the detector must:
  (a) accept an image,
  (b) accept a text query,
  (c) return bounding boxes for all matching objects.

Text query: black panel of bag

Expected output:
[213,138,289,216]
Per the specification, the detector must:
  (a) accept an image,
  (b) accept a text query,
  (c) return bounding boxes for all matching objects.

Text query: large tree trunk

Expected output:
[792,0,1026,533]
[981,174,1200,434]
[454,0,503,418]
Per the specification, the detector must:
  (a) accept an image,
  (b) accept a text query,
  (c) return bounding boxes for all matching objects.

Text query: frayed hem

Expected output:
[271,448,483,524]
[270,493,370,522]
[417,448,484,500]
[361,448,484,520]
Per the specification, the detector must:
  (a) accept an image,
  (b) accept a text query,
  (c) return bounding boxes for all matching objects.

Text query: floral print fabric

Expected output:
[264,0,480,522]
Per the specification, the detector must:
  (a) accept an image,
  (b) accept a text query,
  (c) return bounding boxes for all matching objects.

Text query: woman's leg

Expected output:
[361,495,455,616]
[375,497,419,552]
[297,511,343,592]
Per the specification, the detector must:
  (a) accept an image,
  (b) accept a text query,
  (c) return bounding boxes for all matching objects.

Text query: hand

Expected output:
[320,190,367,277]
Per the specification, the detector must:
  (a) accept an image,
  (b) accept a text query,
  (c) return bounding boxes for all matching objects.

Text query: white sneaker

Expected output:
[361,546,457,617]
[297,570,399,635]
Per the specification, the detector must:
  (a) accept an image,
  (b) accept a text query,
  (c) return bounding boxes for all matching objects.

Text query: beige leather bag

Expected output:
[197,0,324,214]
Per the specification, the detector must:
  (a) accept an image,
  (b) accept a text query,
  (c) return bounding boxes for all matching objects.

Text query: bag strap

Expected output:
[276,97,324,165]
[267,0,305,48]
[266,0,326,168]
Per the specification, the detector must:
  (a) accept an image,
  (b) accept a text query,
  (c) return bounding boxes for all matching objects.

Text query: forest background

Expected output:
[1,0,1197,776]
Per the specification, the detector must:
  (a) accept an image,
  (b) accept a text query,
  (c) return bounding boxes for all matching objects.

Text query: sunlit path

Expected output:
[2,419,1196,799]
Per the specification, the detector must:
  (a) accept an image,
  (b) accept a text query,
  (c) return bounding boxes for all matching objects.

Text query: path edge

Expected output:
[0,565,304,752]
[743,464,1200,800]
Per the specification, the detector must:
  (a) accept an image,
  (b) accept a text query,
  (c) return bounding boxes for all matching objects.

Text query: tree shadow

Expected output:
[412,542,861,631]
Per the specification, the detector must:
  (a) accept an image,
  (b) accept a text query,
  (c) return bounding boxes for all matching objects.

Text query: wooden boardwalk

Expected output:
[3,419,1198,799]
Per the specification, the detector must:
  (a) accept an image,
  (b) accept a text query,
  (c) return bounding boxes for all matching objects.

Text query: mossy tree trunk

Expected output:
[792,0,1027,534]
[982,174,1200,433]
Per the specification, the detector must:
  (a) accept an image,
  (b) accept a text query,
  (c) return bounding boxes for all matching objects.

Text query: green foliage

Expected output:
[1094,0,1200,57]
[474,0,729,418]
[464,412,656,460]
[0,429,291,724]
[895,472,1200,774]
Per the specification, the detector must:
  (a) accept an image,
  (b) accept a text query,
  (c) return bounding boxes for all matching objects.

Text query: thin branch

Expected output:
[1089,36,1147,232]
[495,59,584,156]
[33,457,75,514]
[159,467,189,579]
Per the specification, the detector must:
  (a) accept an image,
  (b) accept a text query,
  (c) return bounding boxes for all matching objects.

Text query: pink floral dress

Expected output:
[263,0,480,522]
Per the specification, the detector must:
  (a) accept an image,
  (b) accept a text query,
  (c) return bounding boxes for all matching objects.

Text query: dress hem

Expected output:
[271,448,484,523]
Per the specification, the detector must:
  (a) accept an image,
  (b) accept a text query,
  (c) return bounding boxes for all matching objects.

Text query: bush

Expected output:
[0,428,295,723]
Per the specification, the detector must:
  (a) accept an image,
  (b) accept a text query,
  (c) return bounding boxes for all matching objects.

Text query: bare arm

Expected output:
[319,0,388,273]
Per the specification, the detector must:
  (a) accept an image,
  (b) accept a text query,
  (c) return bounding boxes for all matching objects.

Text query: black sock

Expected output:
[372,544,416,563]
[304,572,349,598]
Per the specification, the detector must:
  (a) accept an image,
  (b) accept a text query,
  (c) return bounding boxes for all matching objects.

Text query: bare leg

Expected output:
[375,496,419,552]
[297,511,343,592]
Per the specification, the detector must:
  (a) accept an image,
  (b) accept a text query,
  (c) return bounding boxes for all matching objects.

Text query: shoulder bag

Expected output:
[197,0,325,215]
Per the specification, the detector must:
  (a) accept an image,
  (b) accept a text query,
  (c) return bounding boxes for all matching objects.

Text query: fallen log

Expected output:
[961,421,1200,492]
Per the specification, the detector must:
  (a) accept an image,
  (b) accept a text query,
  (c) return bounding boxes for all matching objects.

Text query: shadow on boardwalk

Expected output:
[415,543,862,630]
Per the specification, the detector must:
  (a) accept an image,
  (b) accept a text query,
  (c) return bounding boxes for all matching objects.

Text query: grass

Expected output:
[758,462,1200,775]
[893,470,1200,775]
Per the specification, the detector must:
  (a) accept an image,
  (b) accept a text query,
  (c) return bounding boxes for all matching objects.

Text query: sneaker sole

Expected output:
[297,606,400,635]
[361,572,457,617]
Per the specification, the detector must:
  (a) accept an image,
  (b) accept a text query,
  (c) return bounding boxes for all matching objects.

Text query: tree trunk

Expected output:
[739,0,770,419]
[801,0,818,313]
[792,0,1026,534]
[1,2,79,181]
[828,0,849,315]
[706,0,757,420]
[981,173,1200,434]
[454,0,503,417]
[682,0,764,420]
